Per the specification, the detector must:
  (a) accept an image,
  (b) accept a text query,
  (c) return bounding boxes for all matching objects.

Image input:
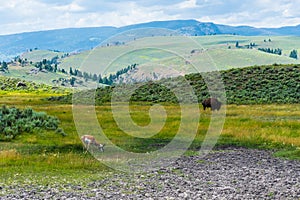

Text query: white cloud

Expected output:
[0,0,300,35]
[195,0,300,28]
[176,0,199,9]
[54,2,85,12]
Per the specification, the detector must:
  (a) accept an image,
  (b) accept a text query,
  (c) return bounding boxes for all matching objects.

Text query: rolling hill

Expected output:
[1,19,300,61]
[56,35,300,79]
[49,64,300,105]
[11,35,298,88]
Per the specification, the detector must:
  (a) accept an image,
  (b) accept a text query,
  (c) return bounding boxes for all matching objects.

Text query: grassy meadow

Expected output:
[21,50,65,63]
[1,90,300,188]
[2,64,70,86]
[1,41,300,189]
[20,35,300,79]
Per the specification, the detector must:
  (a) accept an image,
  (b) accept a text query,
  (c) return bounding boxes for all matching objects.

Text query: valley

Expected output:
[0,19,300,199]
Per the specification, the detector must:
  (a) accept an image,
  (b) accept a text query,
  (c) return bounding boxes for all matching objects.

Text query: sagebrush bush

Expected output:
[48,64,300,105]
[0,76,67,93]
[0,105,65,141]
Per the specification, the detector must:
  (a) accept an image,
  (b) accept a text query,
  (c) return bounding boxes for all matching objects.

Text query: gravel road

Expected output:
[1,147,300,199]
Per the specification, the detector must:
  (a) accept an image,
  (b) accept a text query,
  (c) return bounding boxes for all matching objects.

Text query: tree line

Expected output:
[258,48,282,55]
[0,54,138,87]
[68,63,137,85]
[32,55,138,86]
[258,48,298,59]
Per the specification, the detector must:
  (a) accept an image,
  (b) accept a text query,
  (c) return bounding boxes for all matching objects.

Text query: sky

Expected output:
[0,0,300,35]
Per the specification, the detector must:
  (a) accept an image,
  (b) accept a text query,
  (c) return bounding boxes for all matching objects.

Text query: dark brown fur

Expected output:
[202,98,222,111]
[16,82,27,87]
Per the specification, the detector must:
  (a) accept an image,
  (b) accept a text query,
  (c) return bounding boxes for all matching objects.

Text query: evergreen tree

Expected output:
[77,70,83,77]
[108,74,113,85]
[69,67,74,75]
[74,69,78,76]
[91,73,97,81]
[102,77,109,85]
[83,72,89,80]
[1,61,8,71]
[70,77,76,87]
[289,49,298,59]
[42,59,47,65]
[98,74,103,84]
[235,41,239,48]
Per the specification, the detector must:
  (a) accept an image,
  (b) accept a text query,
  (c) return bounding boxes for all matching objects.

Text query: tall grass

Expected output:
[221,104,300,148]
[0,93,299,187]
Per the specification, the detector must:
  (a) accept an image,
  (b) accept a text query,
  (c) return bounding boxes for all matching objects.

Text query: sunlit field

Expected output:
[0,92,299,186]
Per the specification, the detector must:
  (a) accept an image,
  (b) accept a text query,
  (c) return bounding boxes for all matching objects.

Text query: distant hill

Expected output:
[0,75,66,93]
[57,35,300,76]
[17,35,299,87]
[264,25,300,36]
[1,19,300,61]
[0,27,118,61]
[49,64,300,105]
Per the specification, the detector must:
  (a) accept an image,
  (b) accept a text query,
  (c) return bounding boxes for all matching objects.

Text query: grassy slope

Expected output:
[193,35,300,53]
[21,50,65,63]
[15,35,300,87]
[55,64,300,105]
[0,75,69,94]
[3,62,100,88]
[57,35,300,76]
[3,64,69,86]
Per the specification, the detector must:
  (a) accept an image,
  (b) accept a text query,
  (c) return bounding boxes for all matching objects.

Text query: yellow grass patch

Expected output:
[0,149,21,160]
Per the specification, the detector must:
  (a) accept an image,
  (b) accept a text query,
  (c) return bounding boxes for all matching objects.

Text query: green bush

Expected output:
[0,105,65,141]
[49,64,300,105]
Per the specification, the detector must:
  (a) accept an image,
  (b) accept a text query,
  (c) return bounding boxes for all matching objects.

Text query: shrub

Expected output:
[0,105,65,141]
[48,64,300,105]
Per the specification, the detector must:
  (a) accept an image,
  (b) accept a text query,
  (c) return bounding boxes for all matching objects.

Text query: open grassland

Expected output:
[0,76,69,94]
[57,35,300,76]
[2,64,70,86]
[21,50,65,63]
[14,36,300,88]
[193,35,300,52]
[0,92,299,187]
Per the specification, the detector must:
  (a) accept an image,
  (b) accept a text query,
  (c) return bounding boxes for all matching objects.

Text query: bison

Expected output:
[16,82,27,87]
[202,98,222,111]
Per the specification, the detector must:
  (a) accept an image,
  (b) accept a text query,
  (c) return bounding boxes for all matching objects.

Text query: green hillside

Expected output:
[56,35,299,77]
[0,76,67,94]
[12,35,300,88]
[1,61,101,89]
[3,64,67,86]
[21,50,66,63]
[52,64,300,105]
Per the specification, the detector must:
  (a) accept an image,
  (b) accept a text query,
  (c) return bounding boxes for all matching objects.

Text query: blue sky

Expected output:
[0,0,300,35]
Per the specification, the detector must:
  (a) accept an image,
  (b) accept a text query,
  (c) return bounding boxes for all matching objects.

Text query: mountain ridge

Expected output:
[0,19,299,61]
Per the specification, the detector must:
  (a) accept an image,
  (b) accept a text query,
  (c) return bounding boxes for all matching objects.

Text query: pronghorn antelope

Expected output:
[81,135,105,152]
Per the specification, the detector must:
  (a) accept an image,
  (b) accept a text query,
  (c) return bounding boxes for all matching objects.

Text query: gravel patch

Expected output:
[1,147,300,199]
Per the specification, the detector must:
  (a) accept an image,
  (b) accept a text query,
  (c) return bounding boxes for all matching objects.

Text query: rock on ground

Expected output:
[1,147,300,199]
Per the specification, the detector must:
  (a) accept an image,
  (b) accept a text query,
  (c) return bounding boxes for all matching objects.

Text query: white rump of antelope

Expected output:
[81,135,105,152]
